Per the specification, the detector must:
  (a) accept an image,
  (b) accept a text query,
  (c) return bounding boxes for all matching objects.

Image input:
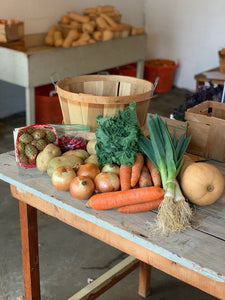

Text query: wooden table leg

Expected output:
[19,201,41,300]
[138,261,151,298]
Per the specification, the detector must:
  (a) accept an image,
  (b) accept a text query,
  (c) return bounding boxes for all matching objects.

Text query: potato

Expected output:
[62,149,89,160]
[36,144,61,172]
[47,156,83,176]
[65,155,83,167]
[84,154,99,166]
[86,139,97,155]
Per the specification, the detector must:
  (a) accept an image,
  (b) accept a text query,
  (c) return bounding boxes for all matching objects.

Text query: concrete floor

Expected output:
[0,88,217,300]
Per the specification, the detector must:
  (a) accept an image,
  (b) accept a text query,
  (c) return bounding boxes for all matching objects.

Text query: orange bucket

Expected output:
[35,84,63,124]
[144,59,177,93]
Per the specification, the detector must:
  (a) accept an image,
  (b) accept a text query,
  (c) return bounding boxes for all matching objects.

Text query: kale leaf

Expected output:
[95,102,142,167]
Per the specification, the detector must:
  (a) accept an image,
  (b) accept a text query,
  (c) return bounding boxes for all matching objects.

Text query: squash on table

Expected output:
[178,156,224,206]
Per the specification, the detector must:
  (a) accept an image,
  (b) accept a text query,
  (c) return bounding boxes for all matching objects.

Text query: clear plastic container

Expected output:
[52,124,90,152]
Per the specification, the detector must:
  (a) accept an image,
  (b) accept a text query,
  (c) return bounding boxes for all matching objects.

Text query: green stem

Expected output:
[159,166,168,189]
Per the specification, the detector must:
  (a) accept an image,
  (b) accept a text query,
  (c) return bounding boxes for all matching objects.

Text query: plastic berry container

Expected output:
[52,124,90,153]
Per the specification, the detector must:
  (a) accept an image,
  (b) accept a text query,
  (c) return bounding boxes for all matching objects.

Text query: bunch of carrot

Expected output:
[120,152,162,190]
[86,152,164,213]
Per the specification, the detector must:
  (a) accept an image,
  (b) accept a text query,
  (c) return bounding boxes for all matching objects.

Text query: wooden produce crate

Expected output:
[0,21,24,43]
[185,101,225,161]
[142,115,187,139]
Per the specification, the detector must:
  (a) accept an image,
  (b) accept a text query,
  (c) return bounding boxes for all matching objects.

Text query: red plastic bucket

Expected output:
[144,59,177,93]
[35,84,63,124]
[107,63,137,77]
[118,63,137,77]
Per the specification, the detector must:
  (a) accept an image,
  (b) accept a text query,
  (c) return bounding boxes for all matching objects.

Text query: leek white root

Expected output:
[155,181,192,235]
[138,114,192,235]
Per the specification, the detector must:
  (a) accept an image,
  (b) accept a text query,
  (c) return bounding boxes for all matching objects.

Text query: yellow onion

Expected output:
[94,172,120,193]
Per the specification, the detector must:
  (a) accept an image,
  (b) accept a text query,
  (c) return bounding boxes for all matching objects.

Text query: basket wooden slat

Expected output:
[56,74,153,131]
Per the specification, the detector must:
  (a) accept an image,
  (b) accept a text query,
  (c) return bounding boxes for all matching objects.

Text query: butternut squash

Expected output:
[53,30,64,47]
[69,11,90,23]
[45,25,58,46]
[62,29,80,48]
[178,156,224,206]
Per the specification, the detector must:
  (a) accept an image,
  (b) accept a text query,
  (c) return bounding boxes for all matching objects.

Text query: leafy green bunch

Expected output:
[95,102,142,167]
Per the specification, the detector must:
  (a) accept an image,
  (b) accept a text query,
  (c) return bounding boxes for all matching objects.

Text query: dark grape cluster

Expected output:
[172,82,224,121]
[185,83,223,109]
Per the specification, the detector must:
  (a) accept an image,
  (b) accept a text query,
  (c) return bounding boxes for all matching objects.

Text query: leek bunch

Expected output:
[138,114,192,234]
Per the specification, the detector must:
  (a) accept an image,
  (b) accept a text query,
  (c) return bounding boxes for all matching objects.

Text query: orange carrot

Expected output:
[85,186,164,210]
[146,157,162,187]
[120,164,132,191]
[130,152,144,187]
[117,197,163,213]
[139,165,153,188]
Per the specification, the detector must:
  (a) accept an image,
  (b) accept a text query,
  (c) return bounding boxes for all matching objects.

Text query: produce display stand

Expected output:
[194,67,225,91]
[0,150,225,300]
[0,33,147,126]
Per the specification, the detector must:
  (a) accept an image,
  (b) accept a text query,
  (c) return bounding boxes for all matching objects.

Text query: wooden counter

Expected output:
[0,151,225,299]
[0,33,147,125]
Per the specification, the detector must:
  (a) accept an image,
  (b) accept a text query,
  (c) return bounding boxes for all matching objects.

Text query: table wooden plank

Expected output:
[0,151,225,286]
[8,185,225,299]
[68,256,139,300]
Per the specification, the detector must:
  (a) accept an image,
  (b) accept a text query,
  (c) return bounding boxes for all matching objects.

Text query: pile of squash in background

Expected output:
[45,5,145,48]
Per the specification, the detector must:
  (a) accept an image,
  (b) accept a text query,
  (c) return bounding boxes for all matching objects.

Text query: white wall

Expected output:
[145,0,225,90]
[1,0,225,118]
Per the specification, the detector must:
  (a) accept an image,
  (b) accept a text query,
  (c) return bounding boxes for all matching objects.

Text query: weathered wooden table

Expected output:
[0,151,225,300]
[0,33,146,126]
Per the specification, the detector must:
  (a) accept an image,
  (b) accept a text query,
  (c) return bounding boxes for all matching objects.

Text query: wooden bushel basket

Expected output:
[185,101,225,161]
[56,75,154,131]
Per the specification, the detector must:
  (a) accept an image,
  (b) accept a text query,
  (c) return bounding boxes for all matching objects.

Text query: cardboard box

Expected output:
[0,21,24,43]
[185,101,225,161]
